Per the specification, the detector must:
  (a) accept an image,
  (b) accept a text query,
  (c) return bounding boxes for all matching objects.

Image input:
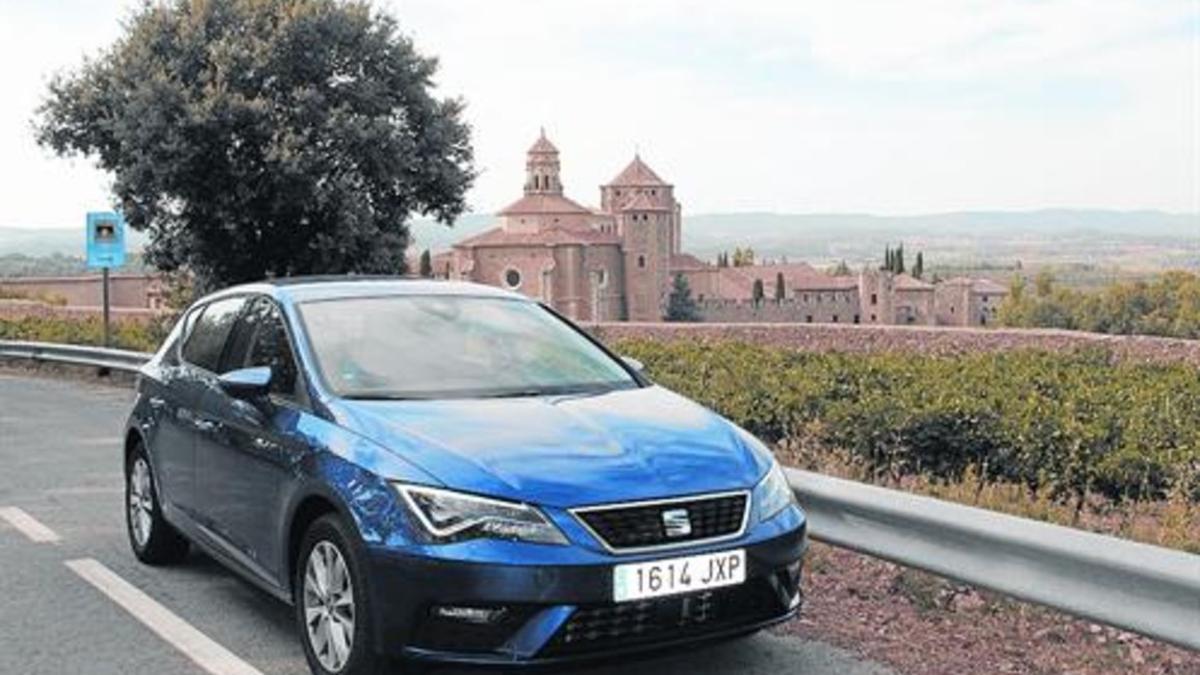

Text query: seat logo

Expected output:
[662,508,692,538]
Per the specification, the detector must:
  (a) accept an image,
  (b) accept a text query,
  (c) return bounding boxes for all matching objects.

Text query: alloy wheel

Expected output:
[128,457,153,548]
[303,540,356,672]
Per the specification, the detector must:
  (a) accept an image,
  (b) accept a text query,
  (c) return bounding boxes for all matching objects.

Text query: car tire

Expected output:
[125,442,190,565]
[294,514,389,675]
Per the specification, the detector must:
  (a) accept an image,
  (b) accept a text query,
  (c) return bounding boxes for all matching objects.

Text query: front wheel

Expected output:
[294,514,388,675]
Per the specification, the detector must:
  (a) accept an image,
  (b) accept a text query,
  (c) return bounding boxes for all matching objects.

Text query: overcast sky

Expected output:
[1,0,1197,229]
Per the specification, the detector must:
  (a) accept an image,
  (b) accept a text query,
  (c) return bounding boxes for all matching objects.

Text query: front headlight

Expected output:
[755,462,797,523]
[395,484,568,545]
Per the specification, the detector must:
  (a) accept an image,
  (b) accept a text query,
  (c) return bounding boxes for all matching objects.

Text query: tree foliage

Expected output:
[751,278,765,303]
[998,271,1200,339]
[418,249,433,277]
[732,247,755,267]
[774,271,785,300]
[664,273,700,322]
[35,0,474,290]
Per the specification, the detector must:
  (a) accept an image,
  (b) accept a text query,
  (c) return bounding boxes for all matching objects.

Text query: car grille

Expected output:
[573,492,749,551]
[542,579,784,656]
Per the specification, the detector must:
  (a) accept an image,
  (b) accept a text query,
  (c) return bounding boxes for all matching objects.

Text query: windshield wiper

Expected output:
[342,393,431,401]
[477,388,549,399]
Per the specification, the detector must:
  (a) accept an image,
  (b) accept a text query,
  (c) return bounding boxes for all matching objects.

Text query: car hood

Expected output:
[329,386,772,508]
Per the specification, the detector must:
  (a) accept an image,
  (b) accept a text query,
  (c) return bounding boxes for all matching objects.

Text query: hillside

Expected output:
[3,209,1195,272]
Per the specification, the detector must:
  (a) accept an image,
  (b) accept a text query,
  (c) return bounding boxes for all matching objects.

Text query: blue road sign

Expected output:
[86,212,126,269]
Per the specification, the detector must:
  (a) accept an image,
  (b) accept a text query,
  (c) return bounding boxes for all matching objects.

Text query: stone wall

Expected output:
[584,321,1200,368]
[0,274,162,308]
[697,295,862,324]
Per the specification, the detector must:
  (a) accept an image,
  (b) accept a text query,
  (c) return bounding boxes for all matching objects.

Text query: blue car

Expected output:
[123,277,808,674]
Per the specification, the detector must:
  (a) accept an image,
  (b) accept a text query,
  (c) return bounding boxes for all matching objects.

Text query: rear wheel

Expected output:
[295,514,388,675]
[125,442,189,565]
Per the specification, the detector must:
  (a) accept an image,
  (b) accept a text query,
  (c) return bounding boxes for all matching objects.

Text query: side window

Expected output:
[224,298,300,399]
[248,301,299,398]
[181,297,246,373]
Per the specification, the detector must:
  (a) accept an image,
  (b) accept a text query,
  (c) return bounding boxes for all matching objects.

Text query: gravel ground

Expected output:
[778,543,1200,675]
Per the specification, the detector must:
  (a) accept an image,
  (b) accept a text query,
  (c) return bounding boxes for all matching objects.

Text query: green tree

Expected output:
[913,251,924,278]
[752,278,765,304]
[418,249,433,278]
[733,247,755,267]
[830,260,852,276]
[774,271,785,300]
[894,244,905,274]
[35,0,474,290]
[665,273,700,321]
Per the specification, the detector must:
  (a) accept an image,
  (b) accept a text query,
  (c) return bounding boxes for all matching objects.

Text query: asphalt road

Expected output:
[0,371,893,675]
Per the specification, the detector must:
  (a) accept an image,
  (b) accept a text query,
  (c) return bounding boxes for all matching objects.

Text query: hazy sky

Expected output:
[1,0,1197,229]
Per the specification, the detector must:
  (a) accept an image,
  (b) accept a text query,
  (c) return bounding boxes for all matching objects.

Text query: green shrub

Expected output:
[616,339,1200,504]
[0,315,169,353]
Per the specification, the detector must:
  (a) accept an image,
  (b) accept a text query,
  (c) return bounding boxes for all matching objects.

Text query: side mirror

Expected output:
[621,356,646,375]
[218,366,273,400]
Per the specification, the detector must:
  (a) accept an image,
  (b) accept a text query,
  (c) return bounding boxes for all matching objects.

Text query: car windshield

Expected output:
[297,294,638,399]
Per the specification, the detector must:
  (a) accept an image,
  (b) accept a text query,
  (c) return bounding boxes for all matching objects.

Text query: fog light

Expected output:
[431,605,509,625]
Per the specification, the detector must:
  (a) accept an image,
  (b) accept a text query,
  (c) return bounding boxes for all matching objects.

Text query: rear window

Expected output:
[181,296,246,372]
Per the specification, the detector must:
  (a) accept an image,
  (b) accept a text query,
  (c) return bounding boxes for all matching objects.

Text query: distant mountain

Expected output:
[3,209,1196,270]
[687,210,1200,270]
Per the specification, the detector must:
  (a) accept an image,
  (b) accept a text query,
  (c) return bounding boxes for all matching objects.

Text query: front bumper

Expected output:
[366,520,807,667]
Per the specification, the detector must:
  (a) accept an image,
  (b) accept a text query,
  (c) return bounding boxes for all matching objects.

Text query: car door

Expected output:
[160,296,246,519]
[196,296,310,585]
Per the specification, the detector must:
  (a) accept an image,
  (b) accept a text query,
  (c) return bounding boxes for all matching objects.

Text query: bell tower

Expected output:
[524,128,562,195]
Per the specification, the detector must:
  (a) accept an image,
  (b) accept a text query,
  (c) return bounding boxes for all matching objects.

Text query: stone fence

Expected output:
[584,321,1200,368]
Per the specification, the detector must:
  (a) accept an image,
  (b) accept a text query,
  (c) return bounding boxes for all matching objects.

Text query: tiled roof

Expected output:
[894,273,934,290]
[607,155,669,186]
[497,193,592,216]
[616,191,671,212]
[454,225,621,248]
[670,253,710,271]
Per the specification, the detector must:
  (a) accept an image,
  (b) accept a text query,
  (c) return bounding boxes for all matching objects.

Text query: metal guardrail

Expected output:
[0,342,1196,650]
[789,468,1200,651]
[0,340,151,373]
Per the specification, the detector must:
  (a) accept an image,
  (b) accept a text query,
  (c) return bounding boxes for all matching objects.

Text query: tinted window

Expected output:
[228,298,299,398]
[297,295,637,399]
[181,297,246,372]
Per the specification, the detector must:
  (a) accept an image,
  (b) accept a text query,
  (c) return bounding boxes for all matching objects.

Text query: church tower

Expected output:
[524,128,562,195]
[604,154,677,321]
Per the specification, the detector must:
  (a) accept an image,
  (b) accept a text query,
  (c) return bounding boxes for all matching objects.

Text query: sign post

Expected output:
[85,212,127,348]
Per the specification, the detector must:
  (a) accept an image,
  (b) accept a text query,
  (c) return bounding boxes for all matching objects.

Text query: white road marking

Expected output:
[0,506,61,543]
[65,559,265,675]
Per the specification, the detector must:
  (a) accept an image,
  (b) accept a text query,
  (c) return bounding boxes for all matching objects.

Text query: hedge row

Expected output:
[0,315,168,353]
[616,339,1200,504]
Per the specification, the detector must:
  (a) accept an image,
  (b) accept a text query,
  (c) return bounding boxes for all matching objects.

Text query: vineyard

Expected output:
[616,339,1200,507]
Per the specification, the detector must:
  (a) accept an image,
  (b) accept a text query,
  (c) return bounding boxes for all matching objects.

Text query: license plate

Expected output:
[613,549,746,603]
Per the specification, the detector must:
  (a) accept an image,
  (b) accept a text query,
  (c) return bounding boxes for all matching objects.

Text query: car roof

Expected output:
[194,276,527,306]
